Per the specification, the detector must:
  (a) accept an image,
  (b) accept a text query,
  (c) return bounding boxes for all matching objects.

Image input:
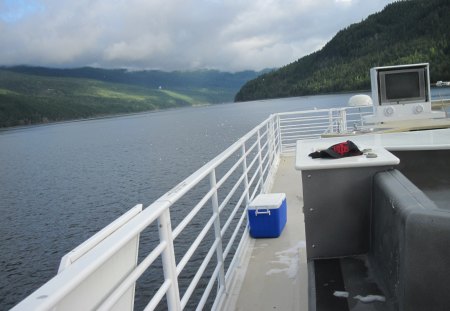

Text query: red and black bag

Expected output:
[308,140,362,159]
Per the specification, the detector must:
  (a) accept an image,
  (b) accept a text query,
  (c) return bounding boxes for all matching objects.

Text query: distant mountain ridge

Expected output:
[2,66,269,90]
[235,0,450,102]
[0,66,269,127]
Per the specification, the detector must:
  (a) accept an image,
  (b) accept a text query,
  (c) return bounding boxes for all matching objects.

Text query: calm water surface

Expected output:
[1,90,449,309]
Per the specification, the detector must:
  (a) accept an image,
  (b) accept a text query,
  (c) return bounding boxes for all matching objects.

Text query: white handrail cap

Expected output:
[348,94,373,107]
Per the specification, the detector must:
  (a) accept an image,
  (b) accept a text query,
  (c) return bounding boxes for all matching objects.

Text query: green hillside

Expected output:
[235,0,450,101]
[0,70,242,128]
[2,66,268,91]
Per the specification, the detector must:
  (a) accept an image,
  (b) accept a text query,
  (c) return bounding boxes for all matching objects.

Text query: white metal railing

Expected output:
[277,106,372,154]
[12,106,367,311]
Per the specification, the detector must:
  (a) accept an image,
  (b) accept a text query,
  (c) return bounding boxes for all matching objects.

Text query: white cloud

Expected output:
[0,0,395,71]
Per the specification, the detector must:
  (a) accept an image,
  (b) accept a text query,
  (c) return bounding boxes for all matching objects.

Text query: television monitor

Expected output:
[378,68,426,105]
[371,63,430,106]
[365,63,445,123]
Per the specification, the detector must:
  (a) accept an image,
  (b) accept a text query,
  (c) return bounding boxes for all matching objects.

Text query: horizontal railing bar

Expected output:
[259,127,269,140]
[282,134,322,140]
[280,115,330,123]
[240,142,260,175]
[282,130,324,136]
[345,112,370,117]
[281,126,330,139]
[97,241,168,310]
[280,121,330,129]
[281,127,329,133]
[176,212,217,276]
[249,176,262,203]
[261,136,270,149]
[218,173,246,214]
[281,123,329,129]
[180,238,220,309]
[260,148,270,167]
[241,161,259,195]
[246,161,261,192]
[278,111,334,119]
[260,154,271,177]
[215,153,248,194]
[276,107,352,117]
[274,137,281,150]
[259,141,269,158]
[172,187,215,240]
[281,132,326,138]
[281,122,330,129]
[143,279,172,311]
[280,113,331,120]
[246,136,260,156]
[245,148,261,178]
[281,122,330,128]
[220,186,247,238]
[281,131,326,137]
[223,203,248,259]
[196,262,222,311]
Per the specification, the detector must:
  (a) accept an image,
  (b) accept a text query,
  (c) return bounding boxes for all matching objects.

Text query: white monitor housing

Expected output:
[364,63,445,123]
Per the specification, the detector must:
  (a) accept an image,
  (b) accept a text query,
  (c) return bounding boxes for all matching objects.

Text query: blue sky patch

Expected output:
[0,0,45,23]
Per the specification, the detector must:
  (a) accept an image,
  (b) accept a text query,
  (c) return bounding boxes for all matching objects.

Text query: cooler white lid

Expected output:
[248,193,286,210]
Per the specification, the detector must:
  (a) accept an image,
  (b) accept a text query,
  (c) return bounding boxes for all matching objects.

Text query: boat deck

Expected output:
[232,156,309,310]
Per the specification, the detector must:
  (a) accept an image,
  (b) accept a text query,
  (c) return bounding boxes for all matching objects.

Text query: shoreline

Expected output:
[0,103,214,133]
[2,88,448,133]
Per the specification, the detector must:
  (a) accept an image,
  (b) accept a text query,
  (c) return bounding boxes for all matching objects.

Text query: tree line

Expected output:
[235,0,450,101]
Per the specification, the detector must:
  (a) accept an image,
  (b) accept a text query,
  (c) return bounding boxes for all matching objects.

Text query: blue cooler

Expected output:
[248,193,287,238]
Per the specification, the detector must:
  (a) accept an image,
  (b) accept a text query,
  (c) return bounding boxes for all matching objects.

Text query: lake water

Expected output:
[1,89,449,309]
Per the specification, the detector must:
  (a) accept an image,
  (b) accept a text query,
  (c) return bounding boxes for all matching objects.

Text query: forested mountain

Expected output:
[2,66,267,90]
[235,0,450,102]
[0,67,267,127]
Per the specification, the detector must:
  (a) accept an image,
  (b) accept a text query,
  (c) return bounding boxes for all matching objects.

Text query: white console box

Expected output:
[364,63,445,124]
[363,104,445,123]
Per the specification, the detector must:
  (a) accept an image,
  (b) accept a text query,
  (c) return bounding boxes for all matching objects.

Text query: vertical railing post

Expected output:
[277,114,282,154]
[358,108,364,128]
[339,109,347,133]
[209,169,226,293]
[328,109,334,133]
[241,144,250,206]
[267,120,274,168]
[270,117,275,156]
[158,209,181,311]
[274,115,279,156]
[256,128,264,194]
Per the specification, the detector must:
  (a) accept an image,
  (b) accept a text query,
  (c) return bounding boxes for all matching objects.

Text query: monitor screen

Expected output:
[385,71,421,100]
[378,67,426,105]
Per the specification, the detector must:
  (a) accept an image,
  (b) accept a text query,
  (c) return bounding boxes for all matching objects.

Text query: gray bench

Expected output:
[370,169,450,311]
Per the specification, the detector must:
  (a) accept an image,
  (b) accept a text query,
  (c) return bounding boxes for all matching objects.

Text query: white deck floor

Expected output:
[231,156,309,310]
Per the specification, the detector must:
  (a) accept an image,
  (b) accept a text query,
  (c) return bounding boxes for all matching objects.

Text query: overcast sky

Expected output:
[0,0,395,72]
